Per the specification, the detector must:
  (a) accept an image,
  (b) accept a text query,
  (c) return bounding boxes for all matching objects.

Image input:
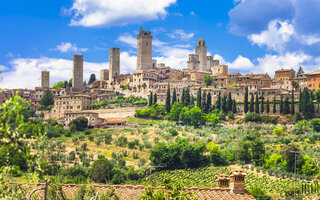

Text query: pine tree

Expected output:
[250,94,254,112]
[206,92,212,113]
[244,87,249,113]
[197,87,202,108]
[148,91,153,107]
[40,90,54,109]
[201,91,207,112]
[232,99,237,113]
[255,93,259,114]
[154,93,157,104]
[273,96,277,114]
[88,73,96,84]
[165,85,171,112]
[280,95,283,114]
[222,95,227,113]
[260,93,264,113]
[227,92,233,112]
[266,98,270,114]
[291,88,295,115]
[216,92,221,110]
[284,96,290,114]
[172,88,177,105]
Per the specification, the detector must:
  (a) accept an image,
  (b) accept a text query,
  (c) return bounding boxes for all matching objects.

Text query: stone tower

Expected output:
[109,47,120,81]
[100,69,109,81]
[72,54,83,92]
[137,27,152,70]
[187,54,200,70]
[195,39,207,71]
[41,71,50,88]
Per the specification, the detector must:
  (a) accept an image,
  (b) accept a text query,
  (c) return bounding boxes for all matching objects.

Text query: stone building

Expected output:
[137,27,153,70]
[274,69,296,81]
[41,71,50,88]
[305,70,320,91]
[72,54,84,92]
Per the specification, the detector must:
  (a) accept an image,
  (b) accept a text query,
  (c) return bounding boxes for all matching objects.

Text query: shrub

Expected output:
[88,135,94,141]
[310,118,320,132]
[273,126,285,136]
[114,136,128,147]
[104,133,112,145]
[245,112,261,122]
[69,117,88,132]
[248,186,272,200]
[261,116,278,124]
[83,129,91,135]
[81,143,88,151]
[89,158,114,183]
[169,128,178,136]
[293,112,303,121]
[68,151,76,161]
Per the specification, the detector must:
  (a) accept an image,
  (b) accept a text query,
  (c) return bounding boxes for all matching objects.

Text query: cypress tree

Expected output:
[273,96,277,114]
[206,92,212,113]
[244,87,249,113]
[185,87,191,106]
[291,88,295,115]
[299,88,302,112]
[181,88,185,106]
[172,88,177,105]
[197,87,202,107]
[216,92,221,110]
[165,84,171,112]
[154,93,157,104]
[284,96,290,114]
[260,93,264,113]
[222,95,227,113]
[190,94,195,106]
[280,95,283,114]
[266,98,270,114]
[201,91,207,112]
[232,99,237,113]
[255,93,259,114]
[148,91,153,107]
[250,94,254,112]
[227,92,233,111]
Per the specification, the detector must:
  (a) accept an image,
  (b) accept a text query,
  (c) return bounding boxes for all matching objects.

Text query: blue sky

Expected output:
[1,0,320,89]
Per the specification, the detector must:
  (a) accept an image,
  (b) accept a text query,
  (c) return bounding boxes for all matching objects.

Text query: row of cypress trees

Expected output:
[150,85,316,118]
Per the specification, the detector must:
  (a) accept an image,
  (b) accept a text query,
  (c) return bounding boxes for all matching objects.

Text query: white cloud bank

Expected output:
[68,0,177,27]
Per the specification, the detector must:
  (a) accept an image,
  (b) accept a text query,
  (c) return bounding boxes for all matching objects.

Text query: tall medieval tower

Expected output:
[109,47,120,81]
[195,39,208,71]
[137,27,152,70]
[72,54,83,91]
[41,71,50,88]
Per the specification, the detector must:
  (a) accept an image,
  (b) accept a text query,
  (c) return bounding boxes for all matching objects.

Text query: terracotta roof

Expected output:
[23,183,255,200]
[305,70,320,75]
[275,69,295,72]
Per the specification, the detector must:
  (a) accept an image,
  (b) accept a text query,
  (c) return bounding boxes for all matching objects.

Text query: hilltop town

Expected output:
[1,27,319,127]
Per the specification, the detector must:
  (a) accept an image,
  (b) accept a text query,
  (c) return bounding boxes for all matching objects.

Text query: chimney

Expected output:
[216,175,230,189]
[229,171,246,194]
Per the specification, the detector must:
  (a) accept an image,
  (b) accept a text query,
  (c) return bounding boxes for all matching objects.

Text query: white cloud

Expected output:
[117,34,137,48]
[299,34,320,45]
[68,0,176,27]
[248,20,294,52]
[214,54,255,71]
[256,52,312,75]
[53,42,88,53]
[6,52,14,58]
[167,29,194,40]
[190,11,196,16]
